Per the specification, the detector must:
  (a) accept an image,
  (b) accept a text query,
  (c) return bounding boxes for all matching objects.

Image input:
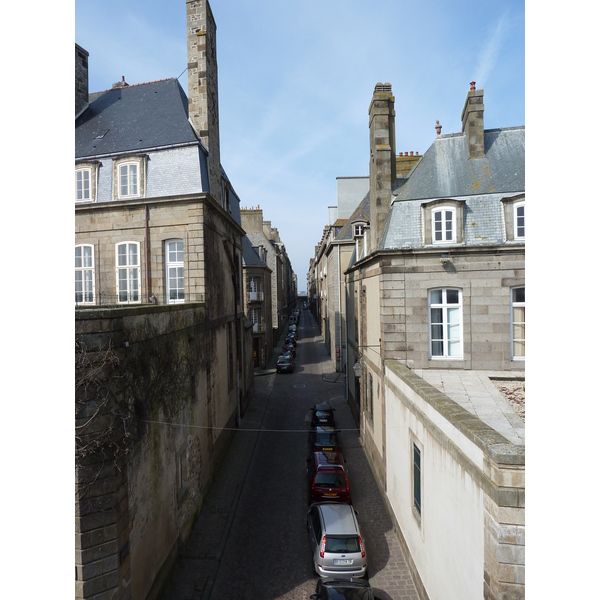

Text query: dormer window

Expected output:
[422,199,464,246]
[432,207,456,244]
[113,155,146,200]
[353,224,365,237]
[514,202,525,239]
[75,162,99,203]
[501,195,525,242]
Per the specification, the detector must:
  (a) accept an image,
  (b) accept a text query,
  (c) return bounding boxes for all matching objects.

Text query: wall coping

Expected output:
[386,360,524,466]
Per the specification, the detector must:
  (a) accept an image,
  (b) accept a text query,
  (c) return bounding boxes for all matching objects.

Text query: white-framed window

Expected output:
[119,162,139,198]
[353,224,365,237]
[511,287,525,360]
[429,288,463,358]
[250,308,260,325]
[75,168,91,202]
[75,244,95,305]
[514,202,525,239]
[166,239,185,304]
[432,207,456,244]
[116,242,141,303]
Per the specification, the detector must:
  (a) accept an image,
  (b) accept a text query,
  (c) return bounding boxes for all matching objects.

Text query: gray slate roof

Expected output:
[242,236,267,267]
[392,127,525,201]
[75,78,200,159]
[382,127,525,250]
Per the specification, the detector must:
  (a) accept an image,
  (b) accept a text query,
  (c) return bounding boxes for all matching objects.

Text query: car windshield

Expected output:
[316,431,337,445]
[315,410,332,420]
[324,586,372,600]
[325,535,360,553]
[314,473,346,487]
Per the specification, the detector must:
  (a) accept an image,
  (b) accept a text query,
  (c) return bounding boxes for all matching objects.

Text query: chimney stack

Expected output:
[461,82,485,158]
[75,44,89,115]
[368,82,396,253]
[187,0,222,206]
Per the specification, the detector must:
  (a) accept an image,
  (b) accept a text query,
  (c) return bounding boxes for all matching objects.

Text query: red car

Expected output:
[307,451,351,504]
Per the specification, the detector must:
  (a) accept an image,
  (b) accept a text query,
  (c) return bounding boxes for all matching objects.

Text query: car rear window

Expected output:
[325,535,360,553]
[316,431,337,444]
[314,473,346,488]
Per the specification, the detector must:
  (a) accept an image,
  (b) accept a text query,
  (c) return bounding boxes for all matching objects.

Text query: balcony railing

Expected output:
[247,291,264,302]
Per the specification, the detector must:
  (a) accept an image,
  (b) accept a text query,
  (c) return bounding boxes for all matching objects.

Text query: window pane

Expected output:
[447,307,460,325]
[430,290,442,305]
[430,308,443,324]
[448,339,461,356]
[513,287,525,303]
[120,165,128,196]
[75,246,82,268]
[446,289,459,304]
[129,244,138,265]
[130,165,138,195]
[431,340,443,356]
[431,324,443,339]
[513,339,525,357]
[118,244,127,266]
[445,211,453,240]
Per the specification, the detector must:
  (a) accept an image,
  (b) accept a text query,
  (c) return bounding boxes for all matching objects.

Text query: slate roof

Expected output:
[382,127,525,251]
[75,78,200,159]
[242,236,267,267]
[392,127,525,201]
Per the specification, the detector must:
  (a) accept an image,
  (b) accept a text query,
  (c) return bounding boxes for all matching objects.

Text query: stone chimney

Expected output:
[75,44,89,115]
[461,81,485,158]
[368,82,396,253]
[187,0,222,206]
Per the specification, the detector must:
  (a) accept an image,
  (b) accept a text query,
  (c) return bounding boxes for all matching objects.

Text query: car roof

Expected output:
[314,451,344,468]
[314,503,359,535]
[314,401,333,411]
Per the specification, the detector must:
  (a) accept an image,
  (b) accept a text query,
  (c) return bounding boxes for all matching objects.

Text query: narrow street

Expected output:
[161,309,419,600]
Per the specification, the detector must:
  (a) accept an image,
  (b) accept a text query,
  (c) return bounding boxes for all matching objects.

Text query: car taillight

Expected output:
[320,535,326,558]
[344,473,350,491]
[358,535,365,558]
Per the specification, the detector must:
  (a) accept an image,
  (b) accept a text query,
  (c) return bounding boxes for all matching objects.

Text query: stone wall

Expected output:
[76,303,238,600]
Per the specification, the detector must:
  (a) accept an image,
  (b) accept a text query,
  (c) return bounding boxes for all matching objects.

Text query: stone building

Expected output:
[241,236,273,368]
[322,82,525,600]
[75,2,253,598]
[240,207,295,346]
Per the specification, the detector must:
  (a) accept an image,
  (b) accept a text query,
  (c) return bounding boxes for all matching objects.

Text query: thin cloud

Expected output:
[474,13,509,88]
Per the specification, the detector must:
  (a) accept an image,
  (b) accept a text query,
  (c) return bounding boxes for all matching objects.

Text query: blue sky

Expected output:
[75,0,525,291]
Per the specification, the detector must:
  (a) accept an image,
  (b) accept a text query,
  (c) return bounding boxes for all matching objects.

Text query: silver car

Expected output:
[307,502,367,579]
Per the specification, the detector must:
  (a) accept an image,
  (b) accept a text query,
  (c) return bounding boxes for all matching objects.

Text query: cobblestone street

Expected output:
[161,310,420,600]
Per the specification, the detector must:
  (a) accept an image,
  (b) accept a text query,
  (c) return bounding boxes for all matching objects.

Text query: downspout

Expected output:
[337,244,342,373]
[145,204,151,302]
[344,271,348,402]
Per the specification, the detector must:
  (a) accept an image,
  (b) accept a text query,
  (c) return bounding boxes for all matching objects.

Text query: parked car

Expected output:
[310,578,375,600]
[309,426,342,453]
[307,451,350,504]
[276,353,295,373]
[310,401,336,427]
[281,343,296,357]
[306,502,367,579]
[285,334,297,346]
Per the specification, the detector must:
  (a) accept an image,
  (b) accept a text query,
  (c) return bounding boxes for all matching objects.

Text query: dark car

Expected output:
[309,426,342,453]
[281,343,296,357]
[310,578,375,600]
[310,401,336,427]
[276,353,295,373]
[307,451,350,504]
[285,334,297,346]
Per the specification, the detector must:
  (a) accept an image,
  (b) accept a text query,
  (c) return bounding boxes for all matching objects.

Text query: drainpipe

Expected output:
[145,204,151,302]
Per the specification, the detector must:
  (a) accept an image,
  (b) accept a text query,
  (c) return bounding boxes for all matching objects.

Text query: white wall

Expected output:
[385,369,485,600]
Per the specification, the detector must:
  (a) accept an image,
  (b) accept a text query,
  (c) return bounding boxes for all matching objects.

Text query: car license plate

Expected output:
[324,492,337,497]
[334,559,353,565]
[321,447,333,451]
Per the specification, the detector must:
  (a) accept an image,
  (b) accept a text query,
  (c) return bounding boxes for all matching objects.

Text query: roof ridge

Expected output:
[91,77,177,95]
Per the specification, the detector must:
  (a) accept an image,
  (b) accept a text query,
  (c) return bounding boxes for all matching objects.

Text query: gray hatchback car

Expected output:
[306,502,367,579]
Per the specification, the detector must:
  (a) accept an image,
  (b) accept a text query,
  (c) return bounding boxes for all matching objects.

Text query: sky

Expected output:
[74,0,525,292]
